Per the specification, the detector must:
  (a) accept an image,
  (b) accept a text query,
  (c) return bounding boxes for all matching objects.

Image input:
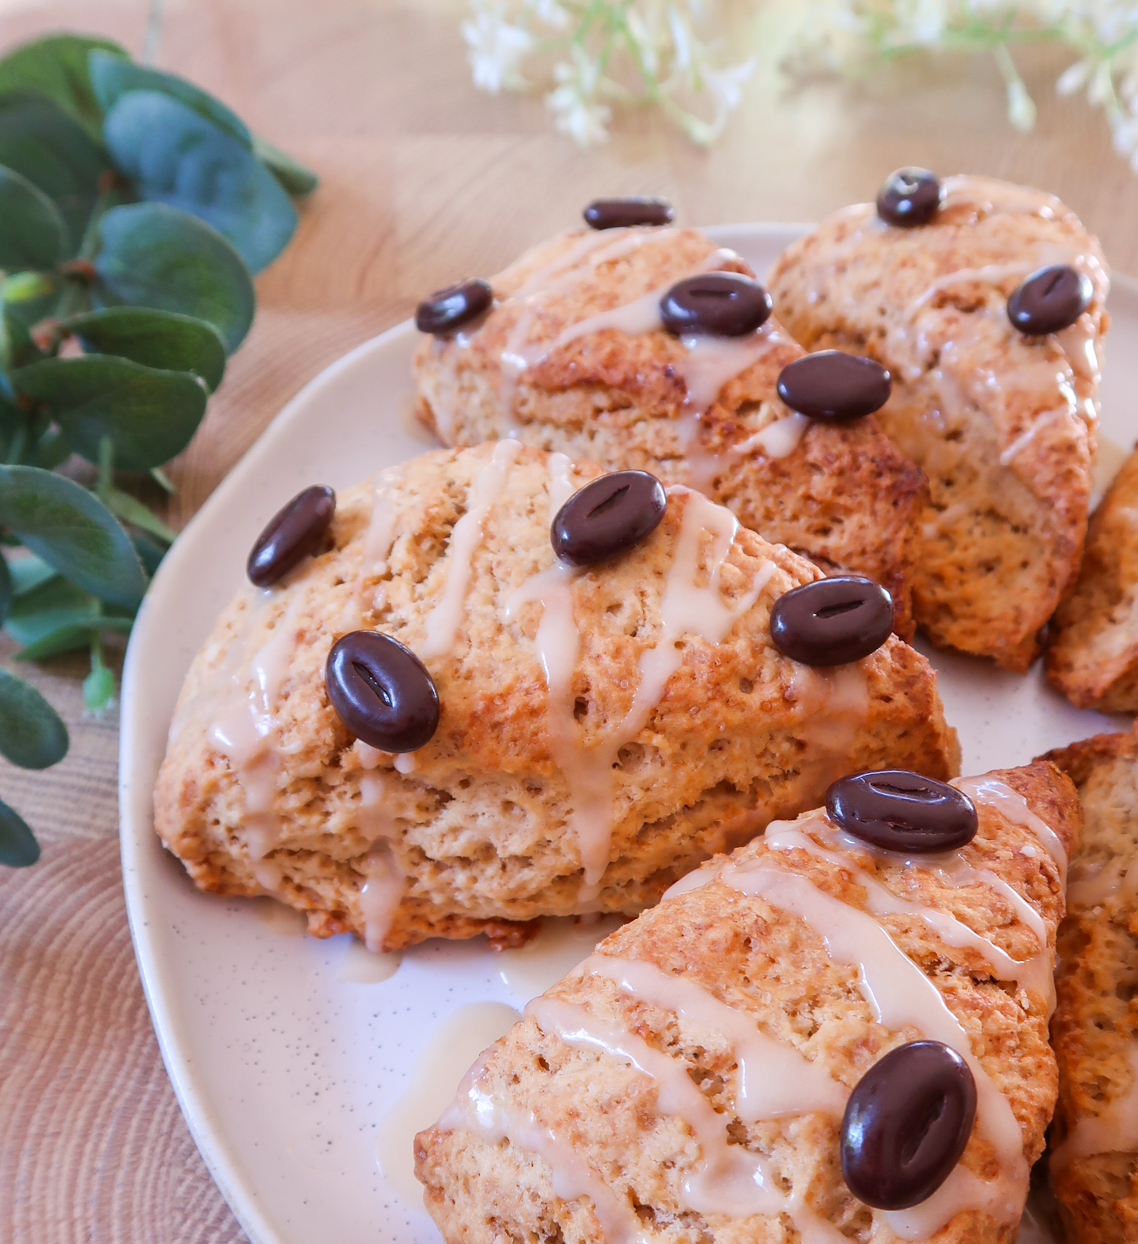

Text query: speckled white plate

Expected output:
[119,225,1136,1244]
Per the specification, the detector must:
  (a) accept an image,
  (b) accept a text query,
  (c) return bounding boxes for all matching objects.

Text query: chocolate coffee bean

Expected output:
[584,197,674,230]
[552,470,667,566]
[826,770,978,854]
[325,631,439,753]
[659,272,772,338]
[777,352,892,422]
[1007,264,1092,336]
[415,278,493,335]
[876,167,942,228]
[769,576,893,666]
[842,1040,977,1210]
[247,485,336,587]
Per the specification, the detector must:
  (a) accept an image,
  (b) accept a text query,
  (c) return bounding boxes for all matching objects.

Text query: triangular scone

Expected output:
[1043,726,1138,1243]
[154,443,958,951]
[413,226,927,637]
[416,760,1079,1243]
[769,175,1109,671]
[1047,446,1138,711]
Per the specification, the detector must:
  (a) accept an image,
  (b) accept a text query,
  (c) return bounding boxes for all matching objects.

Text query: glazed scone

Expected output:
[769,174,1110,671]
[1047,445,1138,712]
[1043,726,1138,1243]
[416,760,1079,1244]
[153,443,959,951]
[413,225,927,638]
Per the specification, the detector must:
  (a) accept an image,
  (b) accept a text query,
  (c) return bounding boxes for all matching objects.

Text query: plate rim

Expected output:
[117,221,1136,1244]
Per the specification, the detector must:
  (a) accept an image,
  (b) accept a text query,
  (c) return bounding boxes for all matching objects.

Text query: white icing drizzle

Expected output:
[955,777,1068,878]
[421,439,521,659]
[675,324,789,491]
[439,1050,648,1244]
[1051,1041,1138,1173]
[998,405,1070,466]
[1066,855,1138,911]
[732,411,811,460]
[359,840,403,952]
[910,260,1037,310]
[581,953,848,1120]
[764,816,1053,1000]
[938,175,1061,219]
[721,861,1028,1232]
[525,995,846,1243]
[427,327,479,445]
[507,486,773,895]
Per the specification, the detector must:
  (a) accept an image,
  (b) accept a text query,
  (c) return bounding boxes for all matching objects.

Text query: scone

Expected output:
[1043,725,1138,1242]
[413,220,927,638]
[153,442,959,951]
[416,759,1079,1243]
[1047,445,1138,712]
[769,171,1110,672]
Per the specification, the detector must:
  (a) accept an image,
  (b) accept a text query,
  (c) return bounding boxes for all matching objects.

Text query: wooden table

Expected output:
[1,2,1133,1239]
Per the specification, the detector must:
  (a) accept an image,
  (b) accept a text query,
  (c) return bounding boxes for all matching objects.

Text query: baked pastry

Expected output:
[1046,444,1138,712]
[412,220,927,638]
[1043,725,1138,1242]
[153,442,959,951]
[416,759,1079,1243]
[769,171,1110,672]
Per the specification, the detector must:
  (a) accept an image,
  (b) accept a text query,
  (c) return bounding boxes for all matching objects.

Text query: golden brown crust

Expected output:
[1042,725,1138,1243]
[1047,446,1138,711]
[415,760,1078,1243]
[769,176,1109,671]
[413,226,927,638]
[153,444,958,950]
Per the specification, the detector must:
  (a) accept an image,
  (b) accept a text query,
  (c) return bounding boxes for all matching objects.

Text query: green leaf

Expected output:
[252,132,318,195]
[0,798,39,866]
[103,91,296,274]
[11,355,208,472]
[130,529,166,577]
[0,164,67,269]
[9,551,57,596]
[0,465,145,605]
[0,35,128,140]
[88,51,250,146]
[94,203,255,352]
[63,306,226,391]
[5,576,133,658]
[83,663,115,712]
[29,424,70,470]
[0,665,68,768]
[0,92,108,254]
[0,555,10,627]
[105,487,176,543]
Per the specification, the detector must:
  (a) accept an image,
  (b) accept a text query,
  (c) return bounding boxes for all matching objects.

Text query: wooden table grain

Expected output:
[0,1,1133,1239]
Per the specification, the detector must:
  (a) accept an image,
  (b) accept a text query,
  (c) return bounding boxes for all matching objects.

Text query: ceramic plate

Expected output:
[119,224,1135,1244]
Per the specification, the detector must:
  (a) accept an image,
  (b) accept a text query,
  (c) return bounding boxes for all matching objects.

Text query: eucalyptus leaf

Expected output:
[9,551,57,596]
[0,165,67,269]
[130,529,166,577]
[0,464,146,605]
[103,91,296,273]
[29,424,70,470]
[0,92,107,253]
[94,203,255,352]
[11,355,208,472]
[0,34,128,140]
[88,51,251,147]
[252,132,318,195]
[0,665,68,768]
[2,271,62,333]
[83,663,115,712]
[6,583,133,659]
[64,306,226,391]
[0,798,39,866]
[105,487,177,543]
[0,554,10,626]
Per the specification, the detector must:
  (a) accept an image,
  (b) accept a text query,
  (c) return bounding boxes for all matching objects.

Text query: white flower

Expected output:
[703,57,756,136]
[529,0,571,30]
[1006,75,1038,130]
[546,49,612,144]
[462,8,534,93]
[1056,57,1093,95]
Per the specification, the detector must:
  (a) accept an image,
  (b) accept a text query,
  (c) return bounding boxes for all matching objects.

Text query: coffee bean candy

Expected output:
[769,576,893,666]
[842,1040,977,1210]
[325,631,439,753]
[777,351,892,422]
[247,485,336,588]
[659,272,772,338]
[552,470,667,566]
[583,197,674,230]
[415,278,493,335]
[876,167,941,228]
[826,769,978,853]
[1007,264,1092,336]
